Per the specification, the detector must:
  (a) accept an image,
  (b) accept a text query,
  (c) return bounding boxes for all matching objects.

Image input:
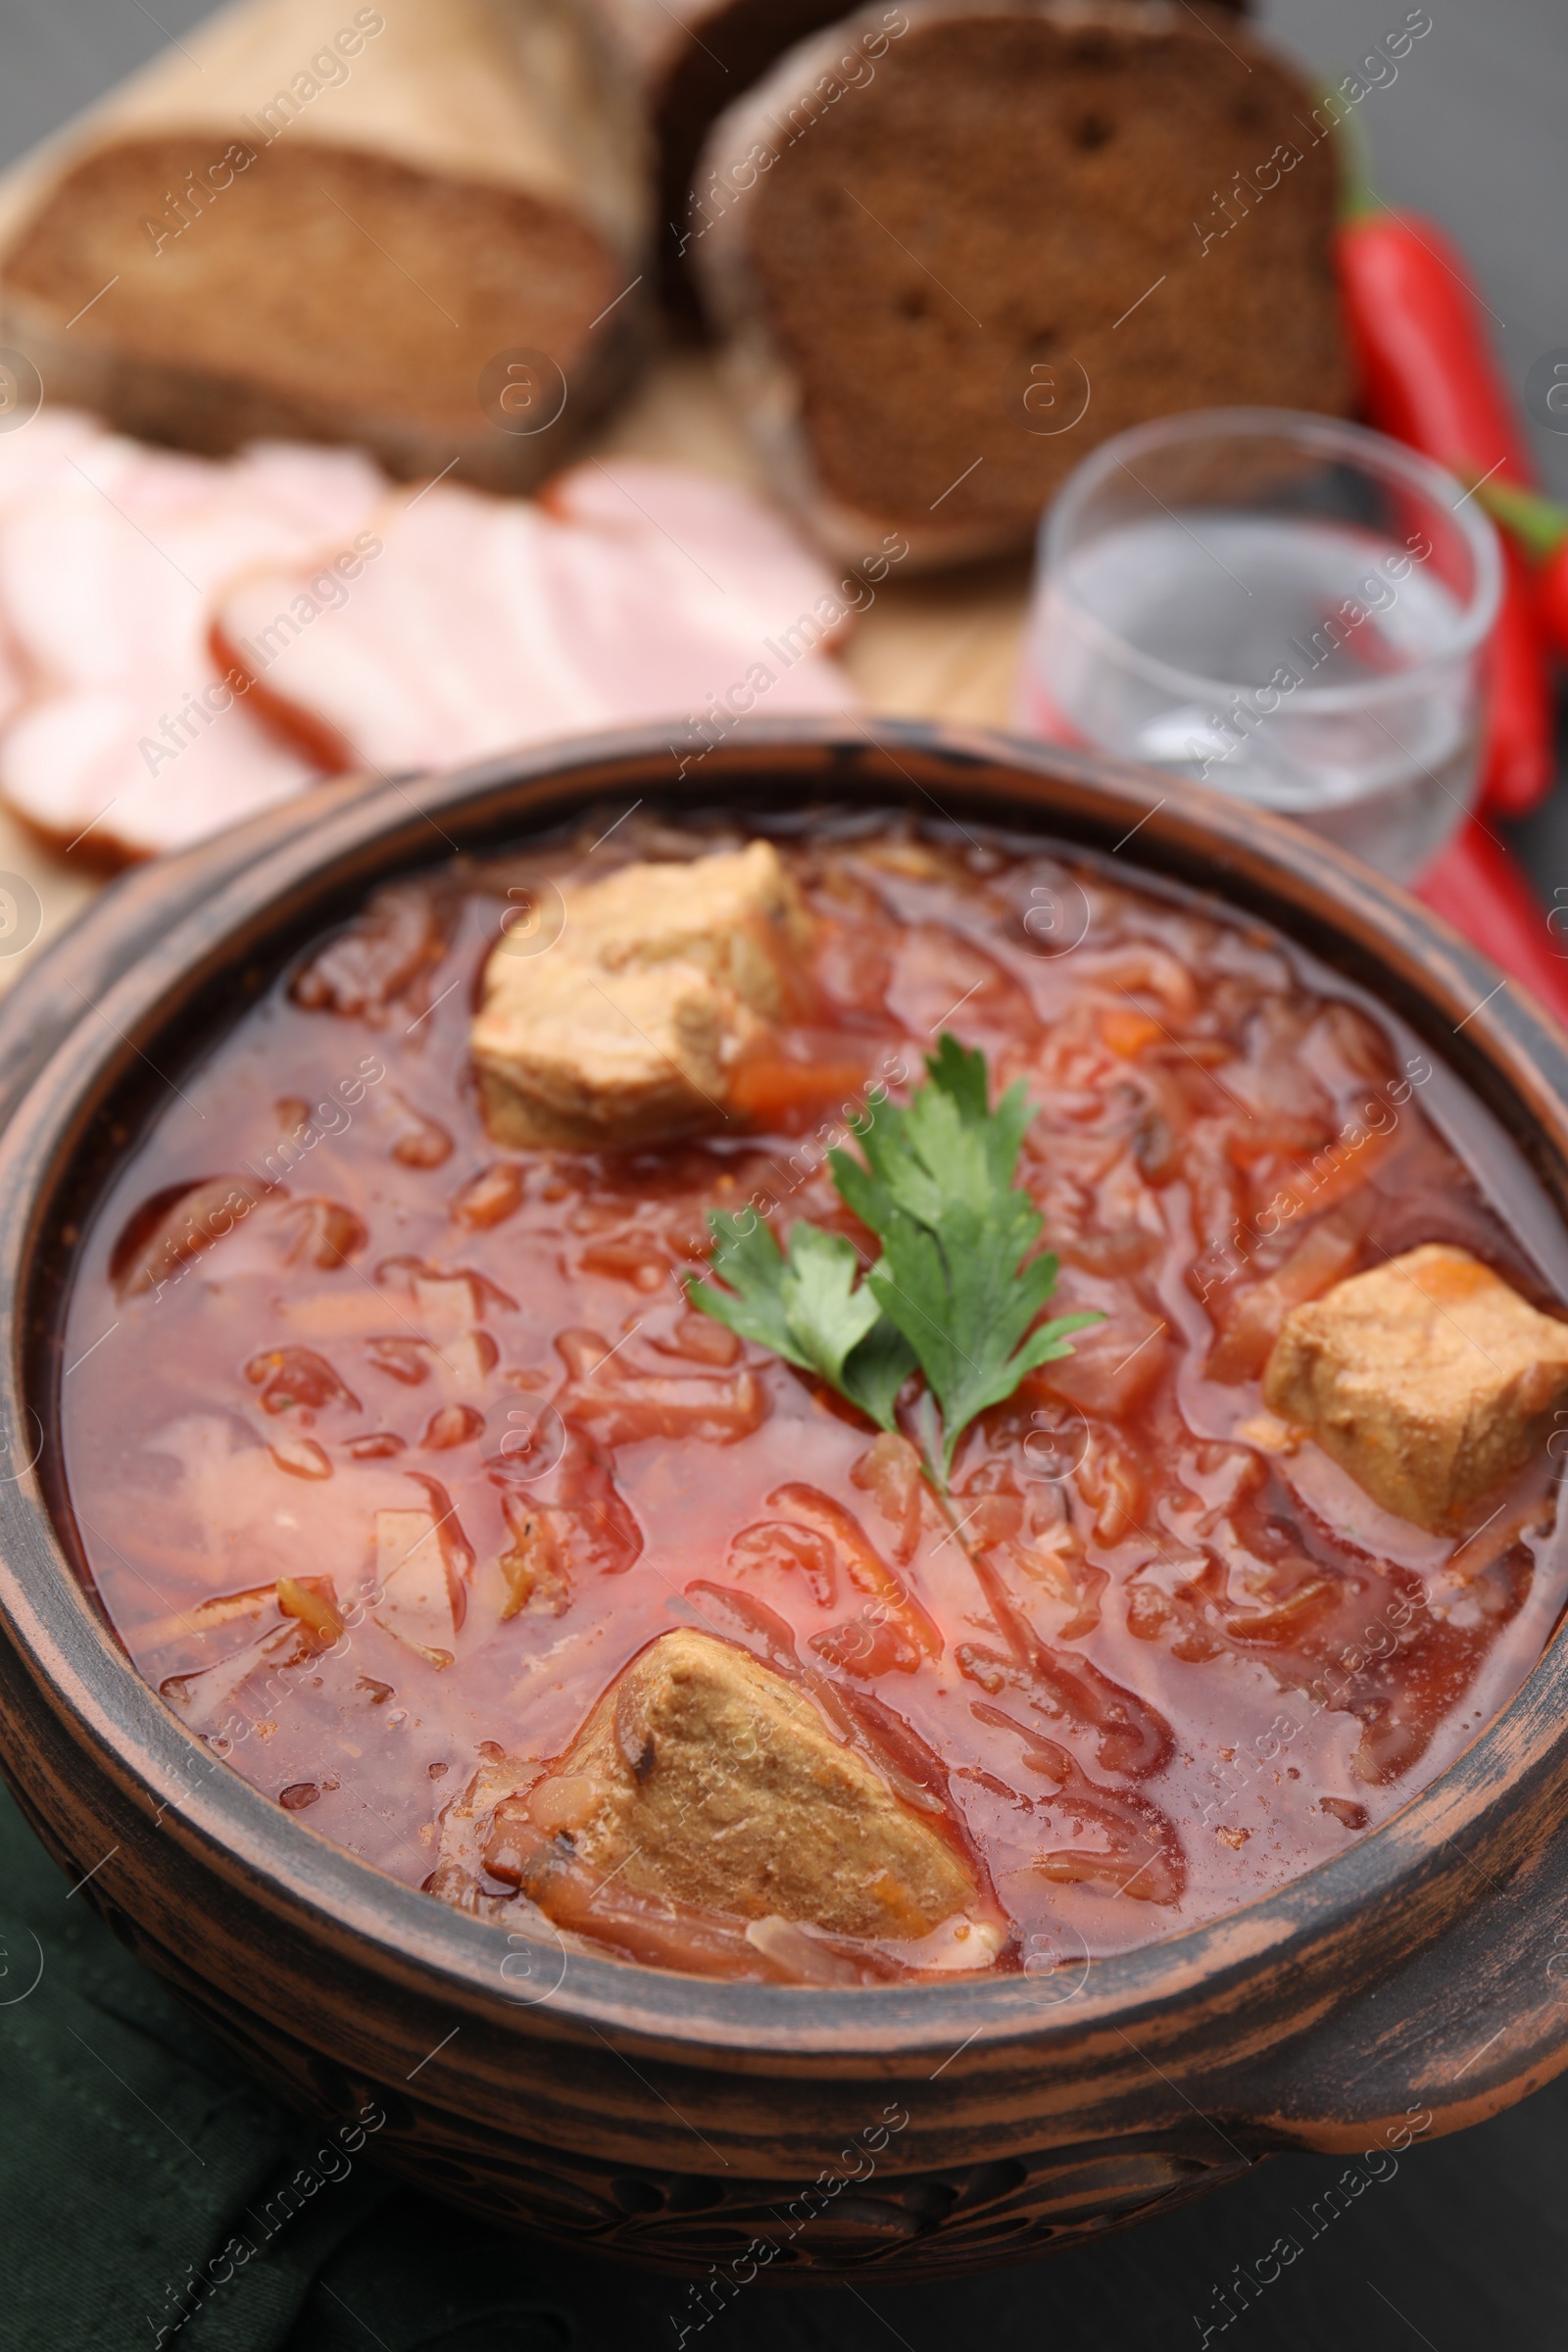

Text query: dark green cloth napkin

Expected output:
[5,1764,1568,2352]
[0,1779,570,2352]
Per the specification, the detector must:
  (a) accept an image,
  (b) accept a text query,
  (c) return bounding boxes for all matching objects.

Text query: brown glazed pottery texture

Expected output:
[2,719,1568,2281]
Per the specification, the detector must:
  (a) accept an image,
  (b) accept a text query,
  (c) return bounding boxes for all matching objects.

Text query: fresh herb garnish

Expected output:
[691,1036,1099,1491]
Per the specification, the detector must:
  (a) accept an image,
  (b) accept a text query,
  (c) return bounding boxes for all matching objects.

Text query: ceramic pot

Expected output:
[1,719,1566,2280]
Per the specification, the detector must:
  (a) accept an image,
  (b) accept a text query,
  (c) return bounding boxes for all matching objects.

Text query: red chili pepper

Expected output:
[1334,211,1534,485]
[1416,817,1568,1031]
[1334,147,1555,817]
[1477,545,1557,817]
[1482,479,1568,660]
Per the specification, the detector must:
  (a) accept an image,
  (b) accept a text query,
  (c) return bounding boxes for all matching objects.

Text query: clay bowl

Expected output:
[2,718,1568,2282]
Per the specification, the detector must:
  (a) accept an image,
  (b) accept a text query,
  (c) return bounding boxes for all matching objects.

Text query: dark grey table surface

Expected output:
[1,2,1567,2345]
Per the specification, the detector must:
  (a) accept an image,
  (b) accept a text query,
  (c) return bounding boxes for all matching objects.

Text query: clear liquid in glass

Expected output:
[1021,512,1481,882]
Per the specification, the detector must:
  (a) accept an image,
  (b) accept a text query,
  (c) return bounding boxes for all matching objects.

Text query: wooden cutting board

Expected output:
[0,0,1030,987]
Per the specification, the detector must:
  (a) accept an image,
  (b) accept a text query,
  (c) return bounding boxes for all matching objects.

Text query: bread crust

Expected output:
[0,135,643,494]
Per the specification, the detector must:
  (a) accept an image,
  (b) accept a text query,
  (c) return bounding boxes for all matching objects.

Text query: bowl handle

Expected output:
[1233,1821,1568,2148]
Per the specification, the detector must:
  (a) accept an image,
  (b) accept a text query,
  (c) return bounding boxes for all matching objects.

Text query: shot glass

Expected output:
[1016,408,1503,882]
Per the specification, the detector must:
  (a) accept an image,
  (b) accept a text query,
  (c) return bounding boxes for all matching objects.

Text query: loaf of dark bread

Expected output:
[588,0,881,303]
[0,135,639,493]
[587,0,1250,303]
[693,0,1348,564]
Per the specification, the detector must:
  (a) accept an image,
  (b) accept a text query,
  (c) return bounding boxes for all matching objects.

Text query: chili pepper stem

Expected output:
[1325,84,1379,224]
[1480,478,1568,564]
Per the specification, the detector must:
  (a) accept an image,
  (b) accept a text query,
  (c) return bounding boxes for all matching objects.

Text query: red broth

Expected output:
[59,813,1568,1980]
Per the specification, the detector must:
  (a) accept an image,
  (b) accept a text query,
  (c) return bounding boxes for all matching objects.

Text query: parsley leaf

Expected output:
[697,1213,916,1429]
[831,1037,1099,1479]
[690,1036,1099,1488]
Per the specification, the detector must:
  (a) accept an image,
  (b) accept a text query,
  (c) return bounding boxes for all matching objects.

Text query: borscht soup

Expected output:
[58,810,1568,1985]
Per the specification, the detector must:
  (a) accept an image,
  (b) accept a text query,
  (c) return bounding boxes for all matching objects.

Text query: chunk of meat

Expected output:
[0,434,381,858]
[501,1629,978,1939]
[210,464,858,777]
[472,841,813,1148]
[1263,1244,1568,1530]
[430,1743,903,1978]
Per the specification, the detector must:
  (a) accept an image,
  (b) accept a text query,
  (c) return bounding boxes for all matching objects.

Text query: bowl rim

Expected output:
[3,713,1567,2065]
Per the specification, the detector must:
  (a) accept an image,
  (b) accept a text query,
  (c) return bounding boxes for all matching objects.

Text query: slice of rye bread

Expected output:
[0,135,640,495]
[587,0,1251,308]
[693,0,1350,566]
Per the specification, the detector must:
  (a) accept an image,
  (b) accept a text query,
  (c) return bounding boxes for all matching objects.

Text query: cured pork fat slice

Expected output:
[213,460,860,775]
[0,427,382,858]
[0,407,108,735]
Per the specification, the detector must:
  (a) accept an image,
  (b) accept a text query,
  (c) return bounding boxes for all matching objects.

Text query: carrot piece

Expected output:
[277,1576,344,1644]
[1100,1008,1163,1059]
[728,1055,874,1119]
